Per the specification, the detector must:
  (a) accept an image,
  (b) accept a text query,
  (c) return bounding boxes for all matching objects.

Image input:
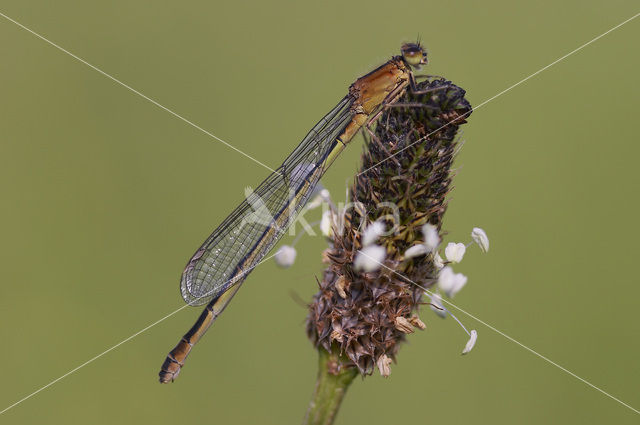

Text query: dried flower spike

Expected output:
[306,78,472,376]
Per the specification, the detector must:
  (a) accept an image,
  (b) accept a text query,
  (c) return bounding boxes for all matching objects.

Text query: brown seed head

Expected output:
[306,79,472,375]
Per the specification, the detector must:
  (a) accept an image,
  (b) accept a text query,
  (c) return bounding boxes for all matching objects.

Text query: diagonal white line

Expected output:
[0,11,279,175]
[0,251,280,416]
[0,305,188,415]
[358,11,640,176]
[356,249,640,415]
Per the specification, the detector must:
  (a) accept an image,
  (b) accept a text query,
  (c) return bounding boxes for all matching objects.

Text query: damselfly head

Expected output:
[401,43,428,69]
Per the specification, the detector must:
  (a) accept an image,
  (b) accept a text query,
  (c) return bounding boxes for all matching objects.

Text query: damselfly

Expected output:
[159,42,440,383]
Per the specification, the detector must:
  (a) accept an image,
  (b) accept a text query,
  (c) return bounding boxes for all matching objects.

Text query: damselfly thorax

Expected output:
[159,42,440,383]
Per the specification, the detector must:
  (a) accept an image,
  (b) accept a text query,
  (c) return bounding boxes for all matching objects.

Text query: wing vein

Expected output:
[180,95,356,305]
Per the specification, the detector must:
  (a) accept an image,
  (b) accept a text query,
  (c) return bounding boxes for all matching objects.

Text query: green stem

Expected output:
[302,349,358,425]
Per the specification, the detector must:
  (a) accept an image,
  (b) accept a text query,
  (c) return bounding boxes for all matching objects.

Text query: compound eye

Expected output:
[401,43,426,66]
[403,50,422,66]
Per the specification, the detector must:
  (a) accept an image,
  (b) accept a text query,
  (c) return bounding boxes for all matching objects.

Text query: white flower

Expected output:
[429,292,447,318]
[306,193,324,210]
[422,223,440,252]
[433,252,445,269]
[274,245,297,268]
[404,244,427,259]
[471,227,489,253]
[462,330,478,355]
[437,266,468,297]
[319,189,331,202]
[354,245,386,272]
[362,221,385,247]
[437,266,455,294]
[320,210,335,237]
[444,242,466,263]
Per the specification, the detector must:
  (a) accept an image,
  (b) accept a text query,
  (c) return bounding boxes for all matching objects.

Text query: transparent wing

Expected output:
[180,95,355,306]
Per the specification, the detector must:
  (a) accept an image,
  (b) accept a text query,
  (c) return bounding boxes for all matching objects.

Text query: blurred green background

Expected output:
[1,1,638,423]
